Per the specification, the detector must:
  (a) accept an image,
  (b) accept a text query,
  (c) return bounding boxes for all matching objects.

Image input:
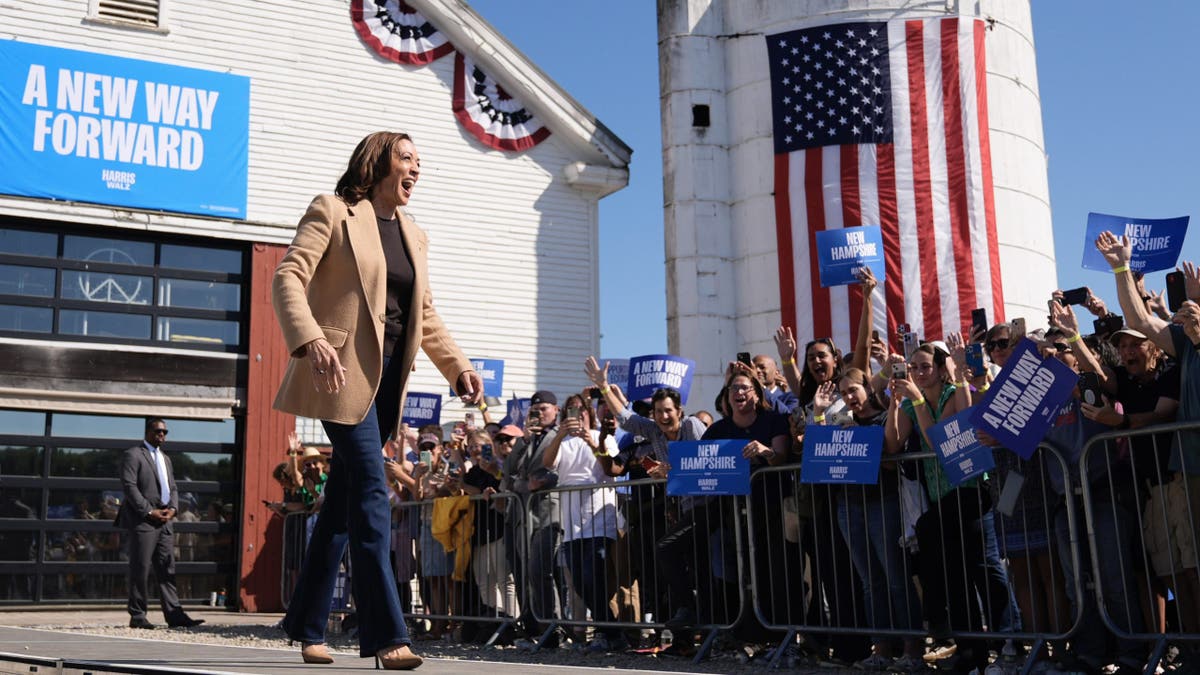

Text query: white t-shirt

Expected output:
[552,430,623,542]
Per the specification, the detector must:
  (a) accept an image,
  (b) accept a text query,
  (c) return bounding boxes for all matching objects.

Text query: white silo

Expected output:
[659,0,1055,410]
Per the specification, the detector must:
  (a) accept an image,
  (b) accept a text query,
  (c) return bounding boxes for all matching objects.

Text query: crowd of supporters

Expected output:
[276,232,1200,674]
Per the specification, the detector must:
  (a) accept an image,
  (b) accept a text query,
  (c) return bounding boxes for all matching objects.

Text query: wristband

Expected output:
[912,397,927,407]
[783,357,796,367]
[600,385,610,395]
[875,371,888,380]
[1112,265,1129,274]
[813,414,826,423]
[977,383,990,393]
[956,380,968,388]
[1067,333,1081,343]
[478,402,488,412]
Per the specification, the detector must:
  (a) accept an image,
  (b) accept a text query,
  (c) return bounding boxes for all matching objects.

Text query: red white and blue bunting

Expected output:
[351,0,453,65]
[452,52,551,152]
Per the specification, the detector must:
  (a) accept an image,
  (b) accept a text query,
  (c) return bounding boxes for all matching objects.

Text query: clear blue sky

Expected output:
[467,0,1200,356]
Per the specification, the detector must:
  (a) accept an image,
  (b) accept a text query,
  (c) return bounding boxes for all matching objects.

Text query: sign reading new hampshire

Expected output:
[667,440,749,496]
[1082,212,1190,274]
[0,40,249,218]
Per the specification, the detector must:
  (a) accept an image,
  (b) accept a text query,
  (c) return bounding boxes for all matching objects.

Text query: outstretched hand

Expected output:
[584,356,609,388]
[774,326,797,363]
[1094,231,1132,269]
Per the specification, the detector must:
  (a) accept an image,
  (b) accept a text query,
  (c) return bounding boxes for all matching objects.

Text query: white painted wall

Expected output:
[0,0,625,407]
[660,0,1054,410]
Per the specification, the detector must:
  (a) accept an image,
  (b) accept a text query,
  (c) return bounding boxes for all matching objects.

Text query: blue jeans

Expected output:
[564,536,618,639]
[836,490,921,641]
[283,355,410,657]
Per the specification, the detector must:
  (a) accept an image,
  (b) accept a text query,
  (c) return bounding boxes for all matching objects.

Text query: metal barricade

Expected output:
[279,510,353,617]
[521,477,745,661]
[745,446,1083,670]
[391,491,523,646]
[1079,421,1200,670]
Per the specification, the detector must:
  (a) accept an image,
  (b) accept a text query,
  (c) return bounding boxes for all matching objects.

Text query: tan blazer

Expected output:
[272,194,471,430]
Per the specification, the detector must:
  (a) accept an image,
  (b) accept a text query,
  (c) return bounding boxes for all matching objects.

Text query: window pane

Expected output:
[157,316,239,346]
[0,487,40,518]
[51,447,122,478]
[0,304,52,333]
[0,264,55,297]
[0,532,36,562]
[160,244,242,274]
[173,451,235,482]
[0,445,44,476]
[0,575,35,600]
[59,309,150,339]
[41,572,127,601]
[0,409,47,435]
[0,228,56,257]
[158,278,240,311]
[166,418,236,444]
[52,413,142,440]
[62,270,152,306]
[63,235,153,267]
[44,530,123,562]
[48,489,126,520]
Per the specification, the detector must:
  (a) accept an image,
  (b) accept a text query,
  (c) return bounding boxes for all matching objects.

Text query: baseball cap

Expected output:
[418,433,440,448]
[530,390,557,406]
[1109,327,1148,343]
[497,424,524,440]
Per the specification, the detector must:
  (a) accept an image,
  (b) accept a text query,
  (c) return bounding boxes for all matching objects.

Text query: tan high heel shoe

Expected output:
[375,644,422,670]
[300,642,334,664]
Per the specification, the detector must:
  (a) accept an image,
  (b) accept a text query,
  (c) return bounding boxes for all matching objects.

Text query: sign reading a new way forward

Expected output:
[0,40,249,218]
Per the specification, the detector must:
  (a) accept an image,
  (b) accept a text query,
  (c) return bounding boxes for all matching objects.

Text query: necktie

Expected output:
[151,446,171,506]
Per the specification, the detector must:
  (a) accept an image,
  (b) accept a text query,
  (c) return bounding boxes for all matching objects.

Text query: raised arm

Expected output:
[1095,231,1174,356]
[850,268,877,372]
[774,326,803,396]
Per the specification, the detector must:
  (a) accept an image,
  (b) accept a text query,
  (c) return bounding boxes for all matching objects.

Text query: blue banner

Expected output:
[627,354,695,404]
[815,225,887,288]
[970,339,1079,459]
[1081,212,1190,274]
[0,40,249,218]
[667,440,750,496]
[927,409,995,487]
[449,358,504,398]
[401,392,442,427]
[601,357,630,395]
[800,424,884,484]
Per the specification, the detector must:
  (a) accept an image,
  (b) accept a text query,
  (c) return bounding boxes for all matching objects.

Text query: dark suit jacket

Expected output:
[115,442,179,531]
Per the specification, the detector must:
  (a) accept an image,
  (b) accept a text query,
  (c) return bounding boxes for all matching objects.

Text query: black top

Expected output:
[463,466,504,545]
[702,411,790,470]
[377,216,415,357]
[1114,361,1180,486]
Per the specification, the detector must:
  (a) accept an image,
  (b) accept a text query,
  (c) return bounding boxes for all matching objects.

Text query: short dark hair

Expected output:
[651,388,682,409]
[334,131,413,204]
[145,417,166,433]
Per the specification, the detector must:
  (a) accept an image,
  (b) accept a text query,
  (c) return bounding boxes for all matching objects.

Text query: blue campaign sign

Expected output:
[601,358,630,394]
[627,354,696,404]
[1082,212,1190,274]
[800,424,884,484]
[505,397,531,427]
[970,339,1079,459]
[0,40,249,218]
[667,440,750,496]
[450,358,504,398]
[815,225,887,288]
[401,392,442,427]
[927,409,995,487]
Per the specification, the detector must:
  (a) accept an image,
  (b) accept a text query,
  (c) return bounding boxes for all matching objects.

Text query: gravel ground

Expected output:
[19,616,852,673]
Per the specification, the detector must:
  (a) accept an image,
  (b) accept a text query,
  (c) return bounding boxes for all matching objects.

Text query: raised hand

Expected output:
[584,356,609,387]
[857,266,878,295]
[813,381,836,415]
[946,332,968,378]
[1094,231,1132,269]
[1184,261,1200,303]
[1049,299,1079,335]
[1175,301,1200,343]
[774,325,797,363]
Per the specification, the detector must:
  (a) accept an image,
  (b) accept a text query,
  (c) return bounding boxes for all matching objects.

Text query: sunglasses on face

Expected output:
[1052,342,1071,352]
[151,429,169,436]
[985,339,1010,352]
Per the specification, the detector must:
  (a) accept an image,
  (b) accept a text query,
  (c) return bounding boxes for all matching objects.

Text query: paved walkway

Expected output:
[0,609,703,674]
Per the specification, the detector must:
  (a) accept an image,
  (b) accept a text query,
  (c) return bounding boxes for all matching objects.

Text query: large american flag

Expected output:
[768,18,1003,350]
